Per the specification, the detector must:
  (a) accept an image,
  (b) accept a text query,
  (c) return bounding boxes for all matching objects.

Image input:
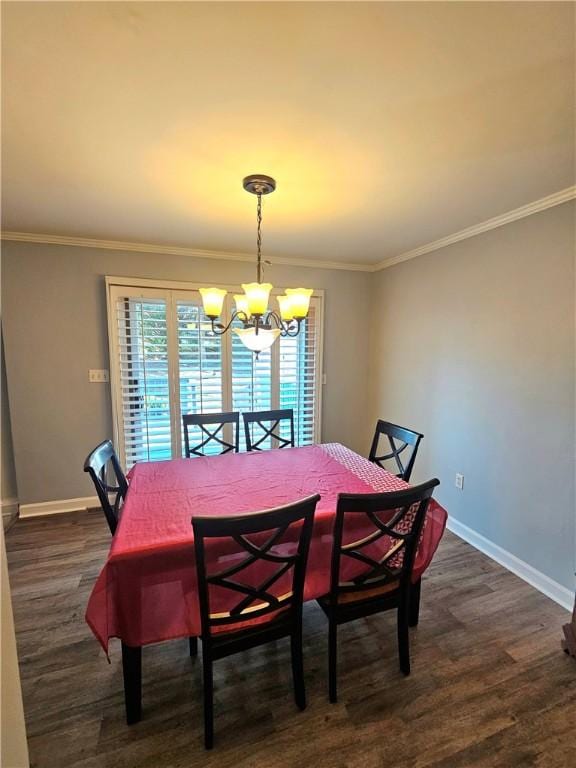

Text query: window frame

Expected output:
[106,276,325,467]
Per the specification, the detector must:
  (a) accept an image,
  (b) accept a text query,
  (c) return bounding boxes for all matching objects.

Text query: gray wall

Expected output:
[1,333,18,505]
[368,201,575,591]
[1,243,372,504]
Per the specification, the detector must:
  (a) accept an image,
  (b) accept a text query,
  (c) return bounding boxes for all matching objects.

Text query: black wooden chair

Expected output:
[317,479,440,702]
[368,419,424,481]
[192,493,320,748]
[183,412,240,457]
[243,408,295,451]
[83,440,128,535]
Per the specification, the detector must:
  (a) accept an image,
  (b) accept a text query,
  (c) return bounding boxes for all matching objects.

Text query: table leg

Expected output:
[121,642,142,724]
[408,578,422,627]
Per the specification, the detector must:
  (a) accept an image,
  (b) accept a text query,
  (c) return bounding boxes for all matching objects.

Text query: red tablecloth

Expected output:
[85,443,447,651]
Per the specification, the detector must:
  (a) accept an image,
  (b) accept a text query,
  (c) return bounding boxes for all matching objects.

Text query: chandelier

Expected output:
[199,175,313,355]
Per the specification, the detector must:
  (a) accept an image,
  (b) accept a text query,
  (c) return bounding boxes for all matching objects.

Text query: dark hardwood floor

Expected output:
[5,511,575,768]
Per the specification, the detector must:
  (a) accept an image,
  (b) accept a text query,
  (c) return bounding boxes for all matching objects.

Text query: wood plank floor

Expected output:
[5,511,575,768]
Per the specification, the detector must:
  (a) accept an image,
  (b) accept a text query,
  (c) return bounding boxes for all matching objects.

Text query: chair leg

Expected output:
[202,647,214,749]
[328,619,338,703]
[121,642,142,725]
[408,578,422,628]
[398,595,411,676]
[189,636,198,657]
[291,629,306,711]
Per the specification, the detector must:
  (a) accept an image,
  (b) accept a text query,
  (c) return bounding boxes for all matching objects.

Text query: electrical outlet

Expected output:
[455,473,464,490]
[89,369,109,383]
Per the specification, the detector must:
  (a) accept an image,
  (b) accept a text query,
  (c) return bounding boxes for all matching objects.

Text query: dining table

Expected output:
[85,442,448,723]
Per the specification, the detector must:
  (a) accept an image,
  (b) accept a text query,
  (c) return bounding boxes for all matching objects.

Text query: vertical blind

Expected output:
[278,308,318,446]
[108,284,323,467]
[177,299,225,457]
[115,295,172,466]
[231,311,273,451]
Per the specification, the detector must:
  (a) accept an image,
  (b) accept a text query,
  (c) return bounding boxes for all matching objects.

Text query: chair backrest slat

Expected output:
[183,411,240,457]
[83,440,128,535]
[243,408,295,451]
[330,480,440,605]
[193,494,319,636]
[368,419,424,481]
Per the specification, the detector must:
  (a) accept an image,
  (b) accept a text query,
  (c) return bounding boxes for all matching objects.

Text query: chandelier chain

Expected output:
[256,192,262,282]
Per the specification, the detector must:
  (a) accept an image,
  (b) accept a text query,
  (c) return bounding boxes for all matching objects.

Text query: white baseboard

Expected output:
[1,497,19,525]
[447,516,574,612]
[19,496,100,518]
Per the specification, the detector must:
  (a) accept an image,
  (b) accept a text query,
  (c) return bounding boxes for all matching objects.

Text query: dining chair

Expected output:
[182,411,240,457]
[317,478,440,703]
[84,440,200,663]
[368,419,424,481]
[83,440,128,535]
[192,493,320,749]
[243,408,295,451]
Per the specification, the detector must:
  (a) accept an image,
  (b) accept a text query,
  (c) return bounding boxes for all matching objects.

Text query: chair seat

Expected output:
[319,579,400,608]
[209,604,291,635]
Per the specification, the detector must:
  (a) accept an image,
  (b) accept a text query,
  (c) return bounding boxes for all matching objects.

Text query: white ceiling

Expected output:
[2,2,574,266]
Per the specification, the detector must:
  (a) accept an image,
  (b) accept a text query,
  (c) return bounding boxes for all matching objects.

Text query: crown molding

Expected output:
[0,231,373,273]
[374,186,576,271]
[2,186,574,274]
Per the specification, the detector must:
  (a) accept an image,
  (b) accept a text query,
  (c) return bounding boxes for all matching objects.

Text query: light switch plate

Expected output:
[89,369,109,383]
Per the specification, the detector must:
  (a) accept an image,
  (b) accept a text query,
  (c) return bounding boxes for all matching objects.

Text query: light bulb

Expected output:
[285,288,313,319]
[199,287,227,318]
[241,282,273,316]
[277,294,295,322]
[233,294,251,320]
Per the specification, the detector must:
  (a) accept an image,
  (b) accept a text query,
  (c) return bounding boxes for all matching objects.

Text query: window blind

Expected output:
[177,299,225,456]
[231,314,273,451]
[114,295,172,466]
[278,303,318,446]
